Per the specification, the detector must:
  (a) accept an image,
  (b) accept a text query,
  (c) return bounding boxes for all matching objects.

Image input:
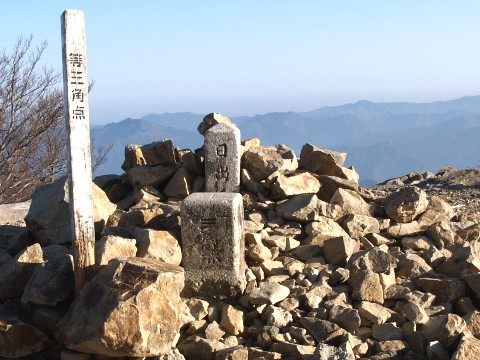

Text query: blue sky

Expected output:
[1,1,479,124]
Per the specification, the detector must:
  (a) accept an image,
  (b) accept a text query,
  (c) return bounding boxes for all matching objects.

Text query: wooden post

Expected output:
[61,10,95,292]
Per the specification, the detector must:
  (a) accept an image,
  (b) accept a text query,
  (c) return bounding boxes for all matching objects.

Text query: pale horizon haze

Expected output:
[1,1,479,124]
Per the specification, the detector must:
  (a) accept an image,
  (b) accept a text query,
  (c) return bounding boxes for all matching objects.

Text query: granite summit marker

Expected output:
[61,10,95,292]
[204,123,241,192]
[181,192,246,300]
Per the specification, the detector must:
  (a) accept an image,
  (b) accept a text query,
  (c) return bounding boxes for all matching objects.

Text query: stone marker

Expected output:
[181,193,246,300]
[61,10,95,292]
[204,123,241,192]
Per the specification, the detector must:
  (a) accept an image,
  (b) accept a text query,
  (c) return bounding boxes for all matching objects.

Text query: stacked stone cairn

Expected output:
[0,112,479,359]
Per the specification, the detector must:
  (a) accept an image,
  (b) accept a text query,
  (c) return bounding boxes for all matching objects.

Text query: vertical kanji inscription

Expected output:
[181,193,246,300]
[204,123,241,192]
[61,10,95,293]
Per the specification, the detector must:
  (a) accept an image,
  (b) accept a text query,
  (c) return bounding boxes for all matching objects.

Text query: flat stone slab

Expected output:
[181,193,246,300]
[0,201,30,225]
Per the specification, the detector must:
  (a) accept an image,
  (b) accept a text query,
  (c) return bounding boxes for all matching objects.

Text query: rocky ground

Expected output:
[370,167,480,221]
[0,114,479,360]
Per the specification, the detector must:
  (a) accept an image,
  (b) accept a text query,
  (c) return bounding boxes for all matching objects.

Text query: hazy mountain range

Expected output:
[92,96,480,187]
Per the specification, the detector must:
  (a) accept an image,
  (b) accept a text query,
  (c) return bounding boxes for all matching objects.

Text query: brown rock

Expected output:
[205,321,225,340]
[247,348,282,359]
[417,277,467,302]
[437,243,480,277]
[248,281,290,305]
[134,228,182,265]
[241,168,268,195]
[464,273,480,298]
[329,305,361,332]
[401,301,429,324]
[163,167,195,199]
[121,139,178,171]
[26,177,117,245]
[116,186,163,210]
[33,307,64,337]
[323,236,357,266]
[24,176,71,245]
[121,164,176,189]
[330,188,374,216]
[198,112,233,135]
[426,221,463,251]
[178,334,227,360]
[347,247,397,275]
[374,340,409,356]
[358,301,391,324]
[464,310,480,339]
[342,214,380,238]
[317,175,366,203]
[0,243,43,299]
[91,182,118,234]
[304,283,333,310]
[313,343,355,360]
[248,242,273,263]
[270,343,316,358]
[305,216,349,242]
[55,257,189,357]
[372,323,403,341]
[452,335,480,360]
[349,270,384,304]
[418,195,455,228]
[299,317,346,344]
[384,186,428,223]
[276,194,321,222]
[242,145,298,181]
[386,221,423,238]
[220,305,244,335]
[299,143,346,176]
[95,235,137,270]
[421,314,466,349]
[216,345,249,360]
[0,315,49,358]
[396,253,433,279]
[270,172,321,200]
[185,298,209,321]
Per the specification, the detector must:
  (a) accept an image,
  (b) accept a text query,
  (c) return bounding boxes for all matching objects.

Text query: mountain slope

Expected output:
[91,96,480,184]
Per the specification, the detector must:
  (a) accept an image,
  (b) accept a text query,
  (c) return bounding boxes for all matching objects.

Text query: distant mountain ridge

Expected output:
[92,96,480,186]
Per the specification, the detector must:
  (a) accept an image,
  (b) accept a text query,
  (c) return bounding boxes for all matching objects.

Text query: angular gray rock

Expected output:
[0,243,43,299]
[22,254,74,306]
[25,176,116,245]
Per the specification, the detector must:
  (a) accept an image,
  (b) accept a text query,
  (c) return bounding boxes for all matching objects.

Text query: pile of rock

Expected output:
[0,112,479,360]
